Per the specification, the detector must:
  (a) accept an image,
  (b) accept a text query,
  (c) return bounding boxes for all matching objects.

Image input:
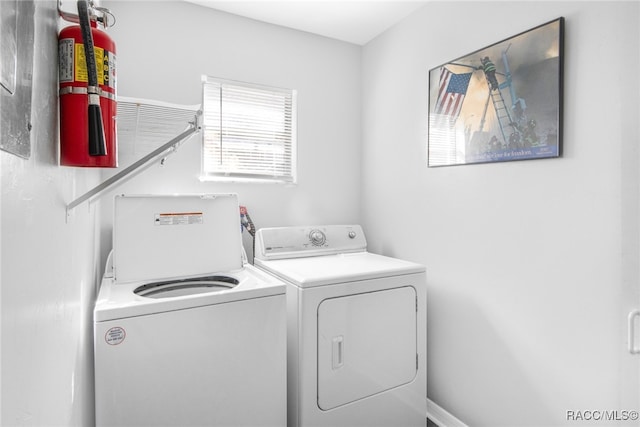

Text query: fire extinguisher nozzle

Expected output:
[88,104,107,156]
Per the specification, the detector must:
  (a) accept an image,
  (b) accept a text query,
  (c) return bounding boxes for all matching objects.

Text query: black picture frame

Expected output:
[427,17,564,167]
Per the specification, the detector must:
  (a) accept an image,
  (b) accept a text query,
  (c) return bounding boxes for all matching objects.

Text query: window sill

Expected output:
[199,175,296,185]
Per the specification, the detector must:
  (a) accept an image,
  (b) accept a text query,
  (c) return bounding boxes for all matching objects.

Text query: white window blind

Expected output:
[201,76,297,183]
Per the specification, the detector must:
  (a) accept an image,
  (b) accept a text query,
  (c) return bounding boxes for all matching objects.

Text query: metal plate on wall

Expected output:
[0,0,34,159]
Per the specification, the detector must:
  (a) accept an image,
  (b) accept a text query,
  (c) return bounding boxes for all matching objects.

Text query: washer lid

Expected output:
[113,194,242,284]
[254,251,425,288]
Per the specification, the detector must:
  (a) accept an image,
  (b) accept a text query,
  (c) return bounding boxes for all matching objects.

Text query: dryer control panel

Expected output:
[255,225,367,260]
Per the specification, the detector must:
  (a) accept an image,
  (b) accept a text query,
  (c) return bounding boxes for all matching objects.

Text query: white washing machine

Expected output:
[254,225,427,427]
[94,194,287,427]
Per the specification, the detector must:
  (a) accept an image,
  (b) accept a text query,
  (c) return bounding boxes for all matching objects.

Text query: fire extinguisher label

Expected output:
[59,38,75,83]
[65,43,116,90]
[103,50,116,90]
[74,43,105,84]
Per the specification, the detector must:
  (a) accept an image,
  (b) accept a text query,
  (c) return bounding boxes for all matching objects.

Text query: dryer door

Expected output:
[317,286,417,410]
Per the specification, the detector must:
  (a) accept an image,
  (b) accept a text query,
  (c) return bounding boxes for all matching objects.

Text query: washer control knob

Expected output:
[348,231,357,239]
[309,229,326,246]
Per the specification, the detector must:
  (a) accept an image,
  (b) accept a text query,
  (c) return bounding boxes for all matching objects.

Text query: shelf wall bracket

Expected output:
[65,110,202,217]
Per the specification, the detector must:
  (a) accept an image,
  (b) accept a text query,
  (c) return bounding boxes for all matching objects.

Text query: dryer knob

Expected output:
[309,229,326,246]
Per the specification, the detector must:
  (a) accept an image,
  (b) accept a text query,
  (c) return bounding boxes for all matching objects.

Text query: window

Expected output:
[201,75,297,183]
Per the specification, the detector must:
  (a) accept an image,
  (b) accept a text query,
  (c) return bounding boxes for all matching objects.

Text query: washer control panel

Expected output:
[255,225,367,260]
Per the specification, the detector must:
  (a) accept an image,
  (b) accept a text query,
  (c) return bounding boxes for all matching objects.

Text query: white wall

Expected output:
[99,1,362,265]
[362,2,640,426]
[1,1,100,425]
[3,1,638,426]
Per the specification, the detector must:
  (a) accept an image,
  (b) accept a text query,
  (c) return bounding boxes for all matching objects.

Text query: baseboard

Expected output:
[427,398,468,427]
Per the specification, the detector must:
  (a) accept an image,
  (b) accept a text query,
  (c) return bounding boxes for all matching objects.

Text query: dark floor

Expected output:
[427,418,439,427]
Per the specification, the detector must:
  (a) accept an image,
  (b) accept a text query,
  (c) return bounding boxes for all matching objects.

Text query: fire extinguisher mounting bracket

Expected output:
[58,0,114,29]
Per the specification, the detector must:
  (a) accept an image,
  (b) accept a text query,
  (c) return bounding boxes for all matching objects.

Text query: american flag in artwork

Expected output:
[434,67,473,121]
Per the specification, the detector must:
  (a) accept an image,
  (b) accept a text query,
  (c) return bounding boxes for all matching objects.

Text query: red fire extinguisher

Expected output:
[58,1,117,167]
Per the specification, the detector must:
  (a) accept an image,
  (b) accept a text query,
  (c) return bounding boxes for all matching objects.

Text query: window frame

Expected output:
[200,75,297,184]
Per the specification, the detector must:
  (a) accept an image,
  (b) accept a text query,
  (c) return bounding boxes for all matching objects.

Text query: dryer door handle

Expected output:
[332,336,344,369]
[629,309,640,354]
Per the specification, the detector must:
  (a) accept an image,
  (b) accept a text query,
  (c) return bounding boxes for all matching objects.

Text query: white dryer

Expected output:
[254,225,426,427]
[94,194,287,427]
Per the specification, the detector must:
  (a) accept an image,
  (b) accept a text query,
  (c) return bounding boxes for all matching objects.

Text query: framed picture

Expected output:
[427,17,564,167]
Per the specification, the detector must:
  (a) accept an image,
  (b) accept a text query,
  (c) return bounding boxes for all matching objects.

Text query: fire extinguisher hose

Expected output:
[77,0,107,156]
